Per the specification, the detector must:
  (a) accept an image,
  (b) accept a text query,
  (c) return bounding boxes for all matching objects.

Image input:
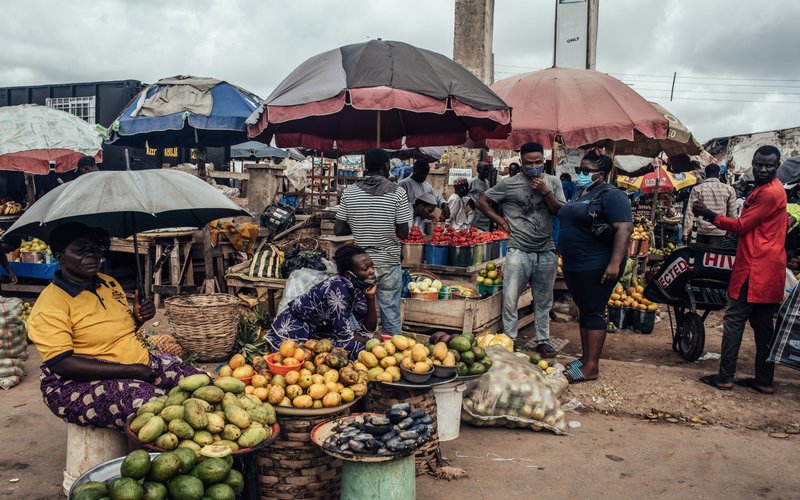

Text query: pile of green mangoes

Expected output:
[130,374,276,453]
[70,448,243,500]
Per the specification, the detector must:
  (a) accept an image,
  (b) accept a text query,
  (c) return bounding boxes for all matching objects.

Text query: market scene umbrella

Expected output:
[487,67,669,150]
[617,165,698,193]
[0,104,103,174]
[246,39,511,153]
[230,141,291,159]
[108,75,262,148]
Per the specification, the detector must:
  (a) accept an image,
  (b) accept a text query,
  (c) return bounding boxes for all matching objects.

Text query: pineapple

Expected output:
[144,333,184,357]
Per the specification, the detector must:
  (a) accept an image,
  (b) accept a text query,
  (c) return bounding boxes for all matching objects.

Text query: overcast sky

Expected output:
[1,0,798,142]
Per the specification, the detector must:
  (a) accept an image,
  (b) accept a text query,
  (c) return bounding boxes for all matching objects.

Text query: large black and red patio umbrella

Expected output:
[247,39,511,153]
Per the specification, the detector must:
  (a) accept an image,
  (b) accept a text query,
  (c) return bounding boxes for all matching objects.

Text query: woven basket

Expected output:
[366,383,443,475]
[164,293,239,362]
[258,410,348,500]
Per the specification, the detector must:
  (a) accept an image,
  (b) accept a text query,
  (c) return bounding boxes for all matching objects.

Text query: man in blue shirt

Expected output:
[560,173,578,202]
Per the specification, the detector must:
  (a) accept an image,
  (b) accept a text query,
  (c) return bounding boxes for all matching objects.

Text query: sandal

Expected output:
[535,343,558,358]
[734,378,775,395]
[564,359,584,371]
[563,364,597,384]
[699,374,733,391]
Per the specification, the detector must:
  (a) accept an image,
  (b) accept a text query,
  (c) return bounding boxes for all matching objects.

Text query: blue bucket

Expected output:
[498,238,508,257]
[424,244,449,266]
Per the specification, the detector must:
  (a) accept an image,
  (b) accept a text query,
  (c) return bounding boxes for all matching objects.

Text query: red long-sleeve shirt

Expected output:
[713,177,787,303]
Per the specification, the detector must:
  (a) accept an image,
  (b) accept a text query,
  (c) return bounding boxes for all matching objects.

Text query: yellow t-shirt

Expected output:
[28,273,149,366]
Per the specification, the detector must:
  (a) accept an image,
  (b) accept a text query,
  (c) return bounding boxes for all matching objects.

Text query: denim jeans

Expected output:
[502,248,558,341]
[375,264,403,334]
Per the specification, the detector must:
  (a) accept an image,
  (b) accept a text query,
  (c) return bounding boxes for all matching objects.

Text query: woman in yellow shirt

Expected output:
[28,223,202,429]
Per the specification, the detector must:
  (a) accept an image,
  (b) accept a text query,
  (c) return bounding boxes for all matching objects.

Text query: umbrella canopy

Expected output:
[0,104,103,174]
[778,156,800,185]
[230,141,290,159]
[247,39,511,153]
[108,76,262,148]
[617,166,697,193]
[596,102,702,157]
[1,169,249,242]
[487,67,668,150]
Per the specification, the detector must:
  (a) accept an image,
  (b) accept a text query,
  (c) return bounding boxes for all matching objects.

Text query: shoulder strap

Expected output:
[578,183,613,203]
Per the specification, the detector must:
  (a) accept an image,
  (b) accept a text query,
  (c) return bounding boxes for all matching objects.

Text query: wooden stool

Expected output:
[62,423,128,495]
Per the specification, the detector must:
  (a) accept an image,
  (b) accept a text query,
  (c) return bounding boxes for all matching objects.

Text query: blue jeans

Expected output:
[502,248,558,341]
[375,264,403,334]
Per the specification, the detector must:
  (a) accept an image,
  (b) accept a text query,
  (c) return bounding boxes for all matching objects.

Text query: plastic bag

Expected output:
[475,333,514,352]
[461,346,567,434]
[284,159,313,191]
[277,267,335,314]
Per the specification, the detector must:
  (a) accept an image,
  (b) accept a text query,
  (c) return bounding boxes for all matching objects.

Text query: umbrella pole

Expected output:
[131,214,145,299]
[650,168,660,225]
[376,111,381,148]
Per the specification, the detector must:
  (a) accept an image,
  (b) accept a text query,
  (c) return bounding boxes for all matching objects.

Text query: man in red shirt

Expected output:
[692,145,786,394]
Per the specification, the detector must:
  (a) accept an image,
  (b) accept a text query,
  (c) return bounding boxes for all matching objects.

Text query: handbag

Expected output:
[583,184,615,244]
[769,286,800,372]
[248,242,285,279]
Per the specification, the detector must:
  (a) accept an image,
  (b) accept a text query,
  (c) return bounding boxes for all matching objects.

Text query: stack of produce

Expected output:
[406,277,442,296]
[648,242,676,257]
[474,332,514,352]
[401,226,426,244]
[358,335,425,382]
[607,284,659,312]
[475,262,503,287]
[0,200,23,215]
[19,302,32,323]
[130,374,276,453]
[429,226,453,245]
[263,339,368,409]
[142,332,184,358]
[69,447,243,500]
[16,238,51,263]
[430,331,492,376]
[322,403,434,456]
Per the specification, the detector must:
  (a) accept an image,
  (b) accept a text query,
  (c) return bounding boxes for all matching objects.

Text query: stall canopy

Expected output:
[0,104,103,174]
[247,39,512,153]
[617,165,698,193]
[230,141,290,159]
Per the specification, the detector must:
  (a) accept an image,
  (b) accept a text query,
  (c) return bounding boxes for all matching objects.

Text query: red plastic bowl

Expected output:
[266,353,303,376]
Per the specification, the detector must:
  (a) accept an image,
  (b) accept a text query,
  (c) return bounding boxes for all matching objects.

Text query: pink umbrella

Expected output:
[487,67,669,150]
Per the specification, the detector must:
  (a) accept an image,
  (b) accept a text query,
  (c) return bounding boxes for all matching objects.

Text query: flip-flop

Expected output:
[563,364,597,384]
[734,377,775,395]
[699,374,733,391]
[564,359,584,371]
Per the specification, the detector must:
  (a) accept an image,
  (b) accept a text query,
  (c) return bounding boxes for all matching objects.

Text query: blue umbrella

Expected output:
[108,75,262,148]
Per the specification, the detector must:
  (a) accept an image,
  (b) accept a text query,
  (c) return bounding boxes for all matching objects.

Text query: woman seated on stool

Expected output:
[267,245,381,358]
[27,222,203,429]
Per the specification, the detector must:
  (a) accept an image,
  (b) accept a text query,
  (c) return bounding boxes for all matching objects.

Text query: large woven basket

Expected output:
[164,293,239,362]
[258,411,348,500]
[366,383,443,475]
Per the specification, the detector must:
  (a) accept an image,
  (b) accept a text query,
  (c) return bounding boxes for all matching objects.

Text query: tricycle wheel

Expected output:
[677,312,705,362]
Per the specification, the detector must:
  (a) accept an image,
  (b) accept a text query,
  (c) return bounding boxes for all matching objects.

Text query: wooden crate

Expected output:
[402,286,533,334]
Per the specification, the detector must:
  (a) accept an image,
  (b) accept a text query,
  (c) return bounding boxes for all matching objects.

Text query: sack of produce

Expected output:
[475,332,514,352]
[461,346,567,434]
[0,297,27,390]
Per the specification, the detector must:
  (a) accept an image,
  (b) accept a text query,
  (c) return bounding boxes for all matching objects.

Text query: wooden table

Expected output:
[225,260,286,317]
[402,256,506,281]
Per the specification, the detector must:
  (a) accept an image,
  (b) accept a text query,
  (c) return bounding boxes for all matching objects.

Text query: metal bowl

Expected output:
[400,365,433,384]
[432,364,456,378]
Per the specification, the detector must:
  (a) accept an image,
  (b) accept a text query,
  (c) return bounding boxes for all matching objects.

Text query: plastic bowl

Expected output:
[410,290,439,300]
[266,353,302,376]
[400,365,434,384]
[432,364,456,378]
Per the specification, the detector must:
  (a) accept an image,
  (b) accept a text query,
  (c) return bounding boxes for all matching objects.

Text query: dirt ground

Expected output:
[2,306,799,499]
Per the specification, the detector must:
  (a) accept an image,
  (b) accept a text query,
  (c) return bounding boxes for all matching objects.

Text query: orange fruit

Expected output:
[245,385,255,395]
[218,365,233,378]
[253,387,269,402]
[229,353,246,369]
[251,374,268,388]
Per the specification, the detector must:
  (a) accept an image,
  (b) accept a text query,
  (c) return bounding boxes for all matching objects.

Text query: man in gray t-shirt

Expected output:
[476,142,565,355]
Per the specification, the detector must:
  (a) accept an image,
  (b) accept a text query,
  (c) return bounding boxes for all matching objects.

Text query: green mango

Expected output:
[178,374,211,392]
[120,449,151,480]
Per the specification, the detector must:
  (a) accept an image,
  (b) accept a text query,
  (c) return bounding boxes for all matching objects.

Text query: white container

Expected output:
[432,381,467,441]
[62,424,128,495]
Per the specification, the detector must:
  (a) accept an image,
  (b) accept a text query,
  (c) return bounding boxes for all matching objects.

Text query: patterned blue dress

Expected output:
[267,275,367,358]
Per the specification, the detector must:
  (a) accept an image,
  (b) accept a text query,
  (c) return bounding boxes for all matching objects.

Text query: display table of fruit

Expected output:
[0,237,59,280]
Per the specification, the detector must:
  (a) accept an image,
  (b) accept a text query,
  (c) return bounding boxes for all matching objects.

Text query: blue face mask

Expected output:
[522,166,543,178]
[348,271,375,290]
[576,172,596,187]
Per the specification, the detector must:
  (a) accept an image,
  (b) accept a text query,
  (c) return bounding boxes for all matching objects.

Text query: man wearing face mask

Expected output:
[693,145,787,394]
[476,142,565,356]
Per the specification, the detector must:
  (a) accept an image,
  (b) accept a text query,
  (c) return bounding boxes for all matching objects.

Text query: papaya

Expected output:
[178,440,202,454]
[455,362,468,376]
[164,389,192,407]
[215,440,239,452]
[460,350,475,365]
[224,469,245,496]
[262,403,277,425]
[247,406,268,426]
[238,426,268,448]
[192,386,224,404]
[432,342,448,361]
[206,412,225,434]
[167,474,205,500]
[467,362,487,375]
[178,374,211,392]
[129,412,154,433]
[471,346,486,360]
[173,447,197,474]
[192,430,214,446]
[183,399,208,430]
[138,416,165,443]
[154,432,179,450]
[221,392,242,409]
[191,457,232,485]
[147,451,183,482]
[221,424,241,441]
[106,477,142,500]
[213,377,245,394]
[120,449,151,480]
[159,405,185,422]
[224,404,251,429]
[136,397,167,416]
[448,335,472,353]
[168,419,195,440]
[236,394,258,410]
[199,444,233,458]
[205,483,236,500]
[69,481,108,500]
[142,481,168,500]
[183,398,213,412]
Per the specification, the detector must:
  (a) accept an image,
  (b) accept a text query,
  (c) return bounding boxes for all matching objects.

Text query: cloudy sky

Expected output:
[1,0,798,142]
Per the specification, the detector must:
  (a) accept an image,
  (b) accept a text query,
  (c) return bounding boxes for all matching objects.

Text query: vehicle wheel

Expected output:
[677,312,705,362]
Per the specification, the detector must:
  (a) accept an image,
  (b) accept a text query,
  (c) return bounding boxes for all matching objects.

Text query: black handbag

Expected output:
[584,184,615,244]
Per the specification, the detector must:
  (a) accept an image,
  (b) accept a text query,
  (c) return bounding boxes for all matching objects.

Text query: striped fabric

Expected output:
[336,184,412,266]
[249,244,285,279]
[769,286,800,371]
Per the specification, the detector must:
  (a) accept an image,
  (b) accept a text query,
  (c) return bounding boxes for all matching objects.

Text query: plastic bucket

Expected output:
[606,306,628,330]
[633,310,656,334]
[485,241,499,260]
[432,381,467,441]
[424,244,449,266]
[477,283,502,297]
[472,243,486,265]
[63,424,128,495]
[498,239,508,257]
[340,454,416,500]
[402,243,425,265]
[448,246,473,267]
